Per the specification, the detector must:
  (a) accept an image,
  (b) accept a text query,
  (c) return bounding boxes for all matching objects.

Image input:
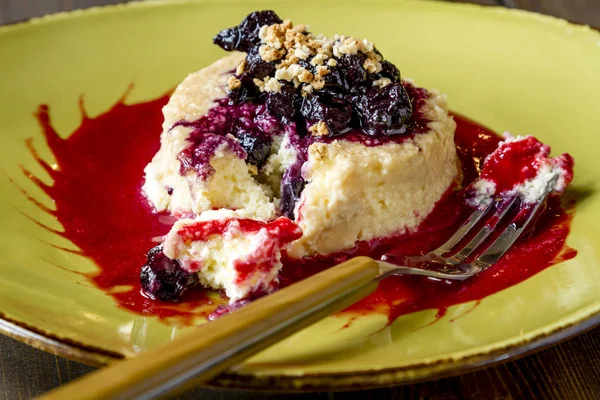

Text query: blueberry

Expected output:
[322,67,345,92]
[378,60,400,82]
[300,92,353,135]
[280,171,305,219]
[140,245,198,301]
[213,10,283,52]
[243,47,276,81]
[337,54,367,91]
[354,82,412,135]
[229,82,261,104]
[229,48,276,104]
[236,132,272,168]
[265,90,299,124]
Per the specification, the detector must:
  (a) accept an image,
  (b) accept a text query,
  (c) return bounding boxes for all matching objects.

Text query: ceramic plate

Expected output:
[0,0,599,390]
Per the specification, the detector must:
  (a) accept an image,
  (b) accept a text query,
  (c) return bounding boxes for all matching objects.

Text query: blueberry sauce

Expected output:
[23,93,576,325]
[174,81,429,217]
[174,99,268,178]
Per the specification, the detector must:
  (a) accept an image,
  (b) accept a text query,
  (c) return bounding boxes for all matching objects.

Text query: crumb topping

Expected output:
[373,77,392,88]
[241,20,383,94]
[215,11,412,138]
[228,76,242,90]
[309,142,329,161]
[308,121,330,137]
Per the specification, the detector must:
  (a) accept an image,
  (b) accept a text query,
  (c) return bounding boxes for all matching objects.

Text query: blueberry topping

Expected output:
[354,82,412,136]
[213,10,283,52]
[237,133,271,168]
[378,60,400,81]
[321,67,345,92]
[214,10,414,137]
[140,245,198,301]
[280,168,305,219]
[337,54,368,92]
[175,99,284,177]
[300,93,353,135]
[242,47,276,81]
[265,90,299,124]
[228,81,260,104]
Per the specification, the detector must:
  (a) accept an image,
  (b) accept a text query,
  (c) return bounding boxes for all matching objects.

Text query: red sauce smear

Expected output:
[22,93,576,325]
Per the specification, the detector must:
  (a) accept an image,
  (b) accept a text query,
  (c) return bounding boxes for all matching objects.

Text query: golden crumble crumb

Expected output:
[264,77,282,93]
[373,77,392,87]
[302,84,314,94]
[298,69,314,83]
[310,53,327,66]
[312,77,325,90]
[309,121,329,137]
[315,65,329,77]
[248,164,259,176]
[228,76,241,90]
[235,59,246,76]
[309,142,329,161]
[363,58,378,74]
[253,78,266,91]
[259,44,285,62]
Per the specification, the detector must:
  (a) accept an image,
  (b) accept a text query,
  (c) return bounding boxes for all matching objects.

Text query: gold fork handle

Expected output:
[39,256,379,400]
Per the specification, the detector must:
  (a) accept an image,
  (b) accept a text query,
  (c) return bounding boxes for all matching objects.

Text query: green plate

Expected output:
[1,0,599,390]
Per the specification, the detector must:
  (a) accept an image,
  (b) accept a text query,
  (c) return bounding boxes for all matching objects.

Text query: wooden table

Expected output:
[1,1,599,399]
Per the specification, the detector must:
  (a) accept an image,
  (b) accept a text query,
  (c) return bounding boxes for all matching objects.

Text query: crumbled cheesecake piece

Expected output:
[163,210,302,302]
[467,134,574,206]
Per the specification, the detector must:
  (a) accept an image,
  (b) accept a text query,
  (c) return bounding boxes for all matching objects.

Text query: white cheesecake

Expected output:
[143,55,458,257]
[141,11,460,303]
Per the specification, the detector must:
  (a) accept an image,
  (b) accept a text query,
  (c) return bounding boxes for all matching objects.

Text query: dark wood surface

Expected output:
[1,1,599,399]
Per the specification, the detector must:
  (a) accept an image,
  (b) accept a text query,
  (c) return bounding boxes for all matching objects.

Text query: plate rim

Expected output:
[2,307,600,390]
[1,0,599,391]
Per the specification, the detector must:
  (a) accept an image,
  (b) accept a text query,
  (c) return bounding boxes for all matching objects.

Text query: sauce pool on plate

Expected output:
[19,92,576,325]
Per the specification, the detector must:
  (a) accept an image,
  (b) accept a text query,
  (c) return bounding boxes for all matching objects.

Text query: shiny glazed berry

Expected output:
[354,82,413,135]
[280,172,305,219]
[265,90,299,124]
[213,10,282,52]
[300,93,353,135]
[140,245,198,301]
[237,133,271,168]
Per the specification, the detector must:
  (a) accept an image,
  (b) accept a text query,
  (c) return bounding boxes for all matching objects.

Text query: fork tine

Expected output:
[471,192,550,270]
[444,196,519,264]
[430,200,494,258]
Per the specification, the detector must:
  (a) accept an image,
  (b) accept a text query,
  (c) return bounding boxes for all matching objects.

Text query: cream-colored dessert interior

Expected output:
[143,55,458,258]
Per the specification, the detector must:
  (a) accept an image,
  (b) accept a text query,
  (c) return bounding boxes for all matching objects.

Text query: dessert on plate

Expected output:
[467,134,573,207]
[139,10,574,306]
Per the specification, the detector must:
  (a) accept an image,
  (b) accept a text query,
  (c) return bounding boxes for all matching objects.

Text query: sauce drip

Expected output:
[23,93,576,325]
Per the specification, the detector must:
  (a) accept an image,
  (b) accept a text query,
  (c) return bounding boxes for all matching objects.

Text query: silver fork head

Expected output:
[379,178,556,281]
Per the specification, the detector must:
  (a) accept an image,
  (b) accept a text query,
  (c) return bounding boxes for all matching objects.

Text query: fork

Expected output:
[40,180,554,400]
[378,185,550,281]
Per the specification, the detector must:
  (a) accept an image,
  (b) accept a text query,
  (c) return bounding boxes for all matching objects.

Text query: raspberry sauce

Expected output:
[22,92,576,325]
